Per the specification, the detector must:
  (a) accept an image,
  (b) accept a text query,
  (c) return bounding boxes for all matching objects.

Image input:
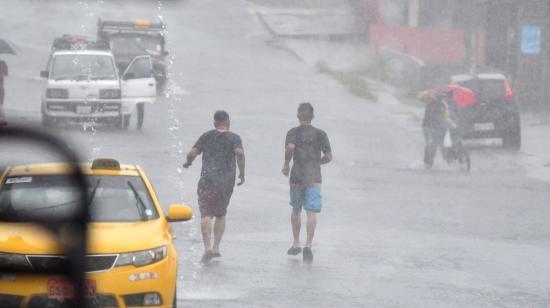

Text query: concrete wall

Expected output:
[369,24,485,65]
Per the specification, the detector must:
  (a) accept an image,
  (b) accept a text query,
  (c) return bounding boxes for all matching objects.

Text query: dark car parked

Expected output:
[450,73,521,149]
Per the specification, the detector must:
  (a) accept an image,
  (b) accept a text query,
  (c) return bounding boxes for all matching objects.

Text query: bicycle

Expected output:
[442,130,471,172]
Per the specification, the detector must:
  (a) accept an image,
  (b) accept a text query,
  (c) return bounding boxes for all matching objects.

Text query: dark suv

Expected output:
[450,73,521,149]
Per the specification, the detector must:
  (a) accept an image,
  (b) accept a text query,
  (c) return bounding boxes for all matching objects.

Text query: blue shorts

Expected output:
[290,185,322,213]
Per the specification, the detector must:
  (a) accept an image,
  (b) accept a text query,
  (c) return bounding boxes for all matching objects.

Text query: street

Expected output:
[1,0,550,307]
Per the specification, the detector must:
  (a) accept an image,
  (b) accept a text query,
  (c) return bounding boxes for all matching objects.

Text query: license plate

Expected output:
[76,105,92,114]
[48,279,96,300]
[474,123,495,131]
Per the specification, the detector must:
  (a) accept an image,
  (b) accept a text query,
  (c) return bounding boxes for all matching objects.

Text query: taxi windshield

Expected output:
[51,54,117,81]
[0,174,159,222]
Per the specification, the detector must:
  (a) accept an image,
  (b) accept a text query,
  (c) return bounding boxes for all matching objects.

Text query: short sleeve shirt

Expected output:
[286,125,331,185]
[194,130,243,191]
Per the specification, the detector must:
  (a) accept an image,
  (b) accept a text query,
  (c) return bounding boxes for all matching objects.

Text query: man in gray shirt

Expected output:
[282,103,332,263]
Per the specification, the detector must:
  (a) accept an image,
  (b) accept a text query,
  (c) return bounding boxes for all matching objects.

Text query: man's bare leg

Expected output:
[212,216,225,254]
[201,216,213,253]
[291,207,302,247]
[305,210,317,248]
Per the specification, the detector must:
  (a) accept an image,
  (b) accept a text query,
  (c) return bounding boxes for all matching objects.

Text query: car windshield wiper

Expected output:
[127,181,148,221]
[88,179,101,206]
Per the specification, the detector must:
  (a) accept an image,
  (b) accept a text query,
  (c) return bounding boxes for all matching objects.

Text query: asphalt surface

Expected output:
[1,0,550,307]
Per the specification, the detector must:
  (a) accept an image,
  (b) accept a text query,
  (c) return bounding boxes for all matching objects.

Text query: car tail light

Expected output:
[504,80,513,102]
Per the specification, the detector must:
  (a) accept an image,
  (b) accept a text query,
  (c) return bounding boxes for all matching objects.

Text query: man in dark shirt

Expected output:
[0,60,7,125]
[183,110,245,263]
[282,102,332,263]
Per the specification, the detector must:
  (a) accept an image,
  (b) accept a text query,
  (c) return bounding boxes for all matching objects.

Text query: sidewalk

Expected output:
[249,0,369,71]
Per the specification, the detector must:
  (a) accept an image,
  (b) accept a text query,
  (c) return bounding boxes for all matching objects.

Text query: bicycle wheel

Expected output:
[458,148,471,172]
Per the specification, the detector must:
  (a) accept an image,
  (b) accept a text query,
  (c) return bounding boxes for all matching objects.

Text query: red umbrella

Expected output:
[439,84,477,108]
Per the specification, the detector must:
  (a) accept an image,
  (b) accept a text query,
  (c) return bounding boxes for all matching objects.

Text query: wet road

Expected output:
[1,0,550,307]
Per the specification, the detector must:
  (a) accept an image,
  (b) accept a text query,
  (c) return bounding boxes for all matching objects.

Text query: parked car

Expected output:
[41,36,156,129]
[450,73,521,149]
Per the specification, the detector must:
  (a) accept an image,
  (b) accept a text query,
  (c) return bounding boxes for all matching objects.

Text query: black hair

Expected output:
[214,110,230,125]
[297,102,314,122]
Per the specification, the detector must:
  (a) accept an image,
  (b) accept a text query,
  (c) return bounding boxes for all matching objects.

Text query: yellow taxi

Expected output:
[0,159,192,308]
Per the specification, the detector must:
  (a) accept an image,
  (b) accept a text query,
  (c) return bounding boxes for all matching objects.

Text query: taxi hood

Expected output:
[0,219,168,255]
[87,220,168,254]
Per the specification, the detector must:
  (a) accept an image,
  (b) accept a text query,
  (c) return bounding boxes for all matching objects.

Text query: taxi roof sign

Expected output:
[134,19,152,29]
[91,159,121,170]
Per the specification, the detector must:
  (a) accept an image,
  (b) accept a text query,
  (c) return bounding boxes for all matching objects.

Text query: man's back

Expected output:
[286,125,331,185]
[195,129,242,189]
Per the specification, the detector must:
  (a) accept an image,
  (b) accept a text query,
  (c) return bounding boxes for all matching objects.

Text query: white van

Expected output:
[41,50,156,129]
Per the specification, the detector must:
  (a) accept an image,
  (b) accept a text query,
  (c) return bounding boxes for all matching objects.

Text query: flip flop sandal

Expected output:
[287,247,302,255]
[200,251,216,263]
[302,247,313,263]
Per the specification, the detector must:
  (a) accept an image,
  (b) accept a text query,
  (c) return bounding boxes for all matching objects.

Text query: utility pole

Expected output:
[463,0,486,75]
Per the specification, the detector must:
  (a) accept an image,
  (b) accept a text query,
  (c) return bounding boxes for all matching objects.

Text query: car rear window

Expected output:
[458,79,505,102]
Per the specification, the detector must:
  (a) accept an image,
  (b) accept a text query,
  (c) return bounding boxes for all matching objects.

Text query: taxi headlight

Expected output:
[115,246,167,268]
[0,252,32,271]
[46,88,69,99]
[99,89,121,99]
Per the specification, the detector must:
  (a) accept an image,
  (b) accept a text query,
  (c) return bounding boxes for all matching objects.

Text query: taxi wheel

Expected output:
[172,288,177,308]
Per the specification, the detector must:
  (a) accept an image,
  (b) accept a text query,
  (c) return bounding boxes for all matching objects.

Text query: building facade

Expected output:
[485,0,550,109]
[360,0,550,109]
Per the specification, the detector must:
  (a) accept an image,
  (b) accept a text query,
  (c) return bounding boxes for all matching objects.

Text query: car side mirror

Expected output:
[166,204,193,222]
[40,70,49,79]
[122,72,135,80]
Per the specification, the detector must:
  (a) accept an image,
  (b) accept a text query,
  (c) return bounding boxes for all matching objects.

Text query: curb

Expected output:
[255,12,304,62]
